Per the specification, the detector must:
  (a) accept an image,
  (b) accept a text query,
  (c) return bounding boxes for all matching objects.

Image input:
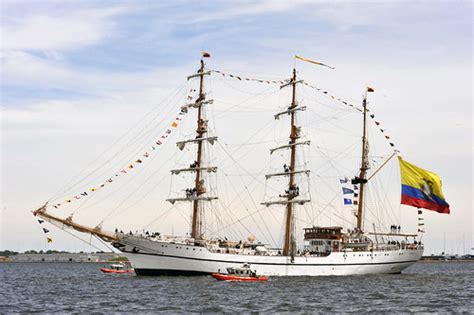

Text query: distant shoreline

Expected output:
[0,260,113,263]
[2,261,473,264]
[0,252,127,263]
[419,259,474,263]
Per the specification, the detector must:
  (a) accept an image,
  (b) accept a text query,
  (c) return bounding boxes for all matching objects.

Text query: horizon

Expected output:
[1,248,473,256]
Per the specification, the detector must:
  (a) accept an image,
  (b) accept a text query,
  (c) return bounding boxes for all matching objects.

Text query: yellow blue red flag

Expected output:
[398,157,450,214]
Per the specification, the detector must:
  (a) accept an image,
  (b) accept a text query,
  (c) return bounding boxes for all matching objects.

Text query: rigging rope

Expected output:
[49,83,189,201]
[212,68,400,152]
[48,108,190,212]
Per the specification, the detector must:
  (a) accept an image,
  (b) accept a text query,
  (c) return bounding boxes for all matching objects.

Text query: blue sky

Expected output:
[1,0,472,253]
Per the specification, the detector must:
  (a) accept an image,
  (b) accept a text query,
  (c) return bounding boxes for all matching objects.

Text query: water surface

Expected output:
[1,261,472,312]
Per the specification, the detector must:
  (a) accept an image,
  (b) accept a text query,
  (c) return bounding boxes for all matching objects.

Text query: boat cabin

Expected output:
[226,264,257,277]
[110,263,128,270]
[303,226,343,254]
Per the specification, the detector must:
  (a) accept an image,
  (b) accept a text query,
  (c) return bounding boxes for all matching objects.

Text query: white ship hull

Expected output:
[117,236,423,276]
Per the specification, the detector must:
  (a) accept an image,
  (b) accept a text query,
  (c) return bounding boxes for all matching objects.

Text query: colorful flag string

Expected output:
[37,219,53,243]
[49,107,189,211]
[367,112,400,153]
[211,70,288,85]
[301,81,363,113]
[212,68,398,152]
[301,82,399,152]
[417,209,425,233]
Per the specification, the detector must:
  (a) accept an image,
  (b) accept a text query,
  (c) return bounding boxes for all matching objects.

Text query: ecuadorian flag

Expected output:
[398,157,450,214]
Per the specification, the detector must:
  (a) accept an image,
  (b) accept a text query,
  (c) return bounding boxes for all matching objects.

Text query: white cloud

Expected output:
[189,0,403,29]
[192,0,315,23]
[1,50,70,83]
[0,50,191,97]
[1,6,129,51]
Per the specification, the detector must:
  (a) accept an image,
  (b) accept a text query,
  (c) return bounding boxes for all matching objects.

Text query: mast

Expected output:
[192,59,206,240]
[284,68,298,257]
[166,57,218,240]
[33,58,217,244]
[262,68,310,258]
[356,93,369,231]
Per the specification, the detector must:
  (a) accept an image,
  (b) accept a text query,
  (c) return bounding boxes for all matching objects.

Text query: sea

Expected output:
[1,261,472,313]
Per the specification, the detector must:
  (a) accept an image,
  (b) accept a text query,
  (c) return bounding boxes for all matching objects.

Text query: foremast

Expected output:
[262,69,310,259]
[32,57,217,244]
[166,58,218,240]
[192,59,209,240]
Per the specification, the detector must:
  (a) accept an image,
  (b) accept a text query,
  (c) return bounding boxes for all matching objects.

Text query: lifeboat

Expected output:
[211,264,268,282]
[100,263,134,274]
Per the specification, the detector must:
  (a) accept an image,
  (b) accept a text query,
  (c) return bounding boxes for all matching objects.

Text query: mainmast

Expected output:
[355,93,369,231]
[285,69,298,257]
[262,68,310,258]
[167,57,218,240]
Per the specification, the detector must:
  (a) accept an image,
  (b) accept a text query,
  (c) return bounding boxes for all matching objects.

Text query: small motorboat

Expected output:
[100,262,134,274]
[212,264,268,282]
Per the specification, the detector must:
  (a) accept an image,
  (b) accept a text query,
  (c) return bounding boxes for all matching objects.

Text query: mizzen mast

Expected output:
[355,92,370,231]
[166,57,218,240]
[262,68,310,258]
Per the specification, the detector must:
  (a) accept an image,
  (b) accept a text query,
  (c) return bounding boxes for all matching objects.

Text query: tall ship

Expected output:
[33,54,450,276]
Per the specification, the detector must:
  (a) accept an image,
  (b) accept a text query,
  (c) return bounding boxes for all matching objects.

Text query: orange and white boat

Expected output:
[212,264,268,282]
[100,263,134,274]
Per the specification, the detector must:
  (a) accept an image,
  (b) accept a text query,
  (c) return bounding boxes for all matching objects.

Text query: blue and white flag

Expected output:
[342,187,354,195]
[340,177,353,206]
[339,177,349,184]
